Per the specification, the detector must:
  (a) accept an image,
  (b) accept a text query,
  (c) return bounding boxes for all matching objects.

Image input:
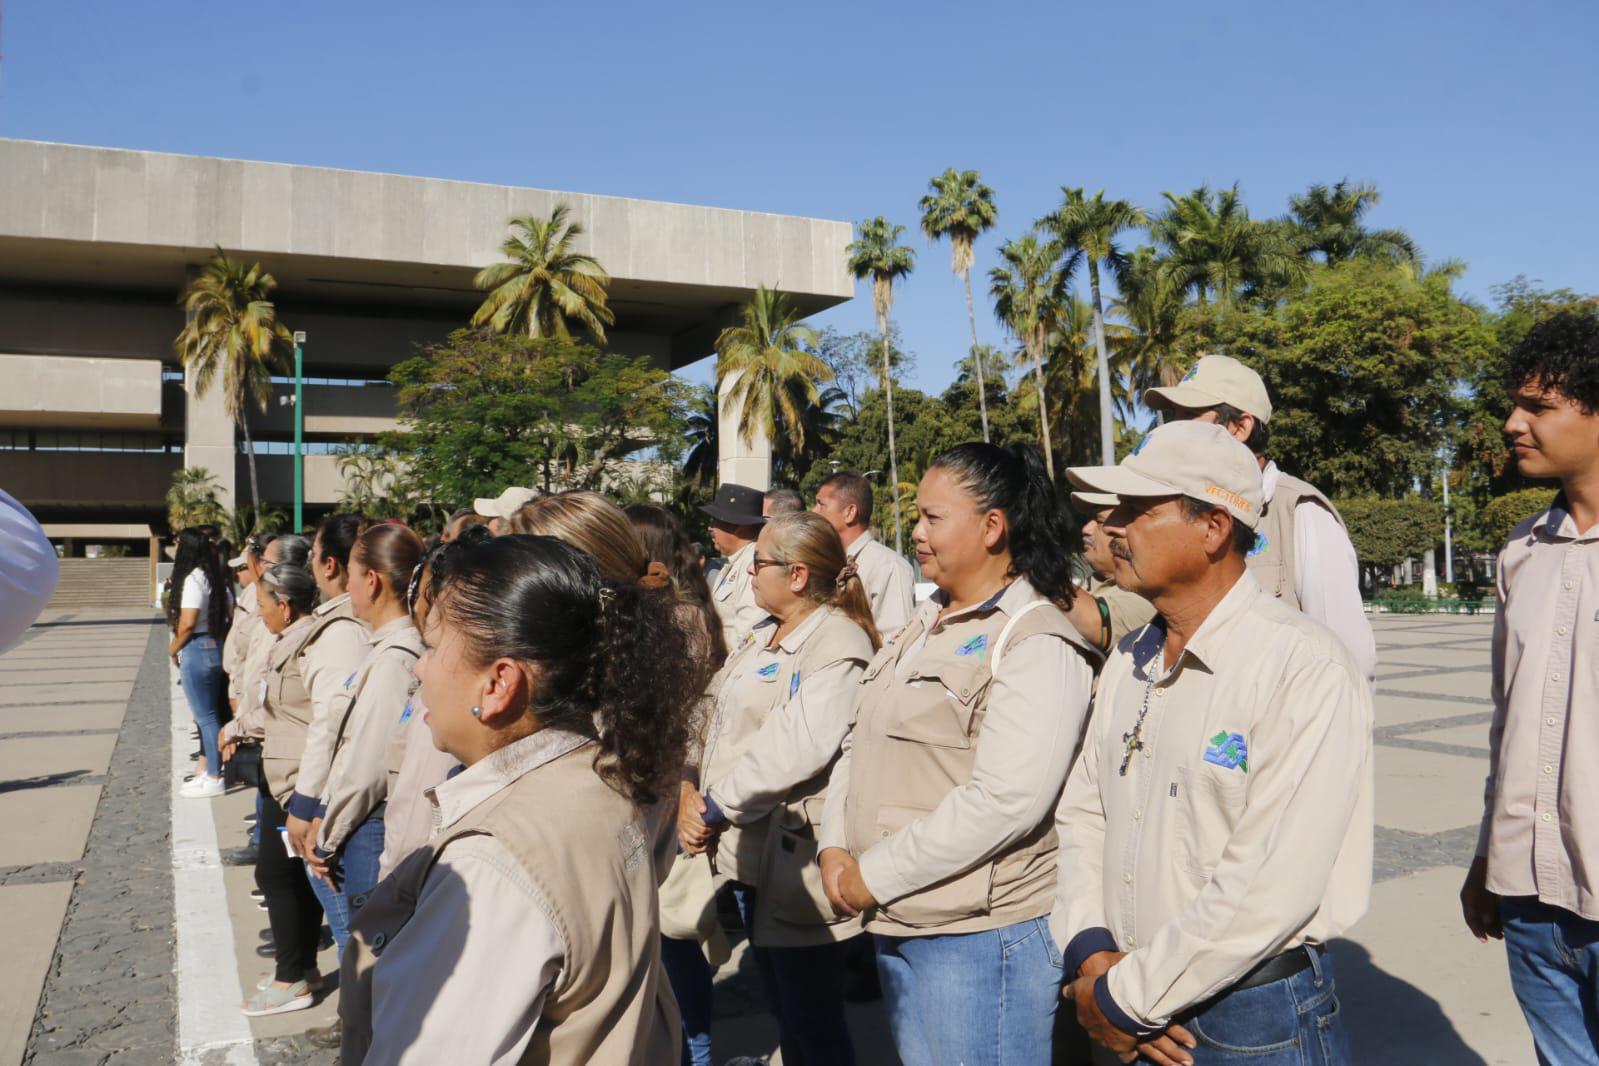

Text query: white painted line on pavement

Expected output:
[170,663,260,1066]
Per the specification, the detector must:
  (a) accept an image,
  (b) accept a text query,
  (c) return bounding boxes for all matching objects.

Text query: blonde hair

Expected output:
[509,491,649,584]
[764,512,881,650]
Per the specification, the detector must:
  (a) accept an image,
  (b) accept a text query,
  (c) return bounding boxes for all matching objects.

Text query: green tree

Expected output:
[387,330,689,507]
[847,217,917,552]
[1152,184,1305,309]
[714,287,831,478]
[920,168,999,440]
[991,232,1073,479]
[1049,188,1148,463]
[812,326,914,419]
[1110,245,1189,399]
[1288,180,1420,267]
[1338,496,1444,589]
[166,467,226,532]
[680,385,719,490]
[222,503,287,545]
[1478,488,1559,551]
[471,204,614,343]
[174,250,294,513]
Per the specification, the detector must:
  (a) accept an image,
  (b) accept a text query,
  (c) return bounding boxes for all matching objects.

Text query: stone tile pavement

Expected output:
[0,611,1538,1064]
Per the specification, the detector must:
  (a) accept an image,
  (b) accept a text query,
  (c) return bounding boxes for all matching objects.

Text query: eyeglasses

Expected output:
[748,556,790,575]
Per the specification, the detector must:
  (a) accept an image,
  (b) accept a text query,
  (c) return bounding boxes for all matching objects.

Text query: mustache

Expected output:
[1109,541,1132,562]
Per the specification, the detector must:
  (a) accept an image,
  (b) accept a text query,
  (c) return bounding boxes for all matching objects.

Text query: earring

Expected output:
[470,706,482,718]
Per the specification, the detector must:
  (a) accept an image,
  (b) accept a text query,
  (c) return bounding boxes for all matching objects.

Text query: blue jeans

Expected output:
[306,859,351,957]
[339,812,386,909]
[1177,948,1347,1064]
[177,636,224,777]
[875,916,1062,1066]
[1503,896,1599,1065]
[729,882,857,1066]
[660,935,714,1066]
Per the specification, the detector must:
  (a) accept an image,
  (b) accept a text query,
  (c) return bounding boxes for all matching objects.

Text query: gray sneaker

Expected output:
[241,980,313,1017]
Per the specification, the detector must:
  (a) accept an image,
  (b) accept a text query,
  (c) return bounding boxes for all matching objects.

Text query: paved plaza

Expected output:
[0,610,1534,1064]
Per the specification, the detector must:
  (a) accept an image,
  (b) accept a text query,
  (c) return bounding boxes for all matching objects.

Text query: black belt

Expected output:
[1228,943,1319,995]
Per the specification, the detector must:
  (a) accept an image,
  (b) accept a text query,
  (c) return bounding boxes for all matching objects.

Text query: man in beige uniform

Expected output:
[223,538,267,712]
[1146,354,1377,684]
[700,483,767,651]
[1066,490,1156,654]
[812,470,916,638]
[1055,420,1372,1065]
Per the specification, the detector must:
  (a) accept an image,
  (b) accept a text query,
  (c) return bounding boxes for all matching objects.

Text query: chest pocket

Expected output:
[1175,760,1250,879]
[885,659,989,749]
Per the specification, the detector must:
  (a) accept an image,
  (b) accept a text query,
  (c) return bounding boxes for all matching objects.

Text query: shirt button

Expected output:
[1558,626,1570,636]
[1565,580,1575,590]
[1544,766,1555,775]
[1133,808,1143,821]
[372,932,387,952]
[1155,688,1165,698]
[1548,717,1558,726]
[1553,673,1563,682]
[1542,812,1553,823]
[1127,936,1138,947]
[1123,873,1133,884]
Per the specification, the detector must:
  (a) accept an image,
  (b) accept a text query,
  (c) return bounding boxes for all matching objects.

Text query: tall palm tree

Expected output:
[1289,180,1420,266]
[846,217,916,553]
[472,204,615,343]
[165,467,226,532]
[714,286,831,477]
[1108,246,1189,413]
[919,169,999,441]
[1050,188,1148,463]
[1151,184,1305,309]
[681,385,720,489]
[174,250,294,513]
[990,232,1076,479]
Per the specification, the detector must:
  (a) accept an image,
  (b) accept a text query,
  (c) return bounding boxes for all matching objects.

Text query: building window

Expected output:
[0,430,182,453]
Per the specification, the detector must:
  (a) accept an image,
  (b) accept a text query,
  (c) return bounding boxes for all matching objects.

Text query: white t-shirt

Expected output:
[180,570,212,635]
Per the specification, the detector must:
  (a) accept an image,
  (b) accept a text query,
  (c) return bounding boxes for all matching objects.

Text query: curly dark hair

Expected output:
[1507,306,1599,413]
[929,442,1078,606]
[431,534,695,806]
[167,527,231,638]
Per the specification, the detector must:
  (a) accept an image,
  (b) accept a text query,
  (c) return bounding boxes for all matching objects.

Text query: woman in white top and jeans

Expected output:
[168,528,232,798]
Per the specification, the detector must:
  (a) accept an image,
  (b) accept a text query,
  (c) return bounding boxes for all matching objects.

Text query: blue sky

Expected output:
[4,0,1595,395]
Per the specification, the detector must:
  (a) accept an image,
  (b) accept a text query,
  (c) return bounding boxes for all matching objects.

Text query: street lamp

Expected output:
[292,331,306,531]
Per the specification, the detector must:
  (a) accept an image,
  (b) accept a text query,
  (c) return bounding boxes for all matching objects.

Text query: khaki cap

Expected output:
[1066,421,1264,530]
[473,486,537,520]
[1070,490,1120,512]
[1144,354,1273,423]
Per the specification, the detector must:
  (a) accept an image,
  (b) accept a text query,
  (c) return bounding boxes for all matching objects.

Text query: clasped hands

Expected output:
[1065,951,1196,1066]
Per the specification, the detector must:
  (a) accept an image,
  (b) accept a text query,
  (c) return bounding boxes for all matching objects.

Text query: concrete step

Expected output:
[46,559,154,610]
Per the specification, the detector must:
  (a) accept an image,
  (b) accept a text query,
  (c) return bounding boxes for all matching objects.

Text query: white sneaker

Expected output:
[181,775,224,798]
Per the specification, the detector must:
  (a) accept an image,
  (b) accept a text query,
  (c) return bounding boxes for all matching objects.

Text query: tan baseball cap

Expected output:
[1144,354,1273,423]
[473,485,538,520]
[1070,490,1120,512]
[1066,421,1264,529]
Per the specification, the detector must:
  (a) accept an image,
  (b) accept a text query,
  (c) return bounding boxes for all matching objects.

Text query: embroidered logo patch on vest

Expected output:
[756,661,780,680]
[397,700,413,725]
[619,822,647,872]
[1248,531,1269,558]
[1203,731,1249,773]
[956,634,989,658]
[343,671,358,688]
[790,671,801,697]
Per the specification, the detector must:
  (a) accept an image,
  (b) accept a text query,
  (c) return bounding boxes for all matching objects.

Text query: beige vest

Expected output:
[844,588,1094,936]
[261,600,362,806]
[699,607,870,947]
[340,744,678,1066]
[1246,471,1345,610]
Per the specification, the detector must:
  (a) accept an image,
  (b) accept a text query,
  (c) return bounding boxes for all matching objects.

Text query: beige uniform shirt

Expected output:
[318,616,424,853]
[377,693,461,880]
[846,530,916,640]
[1086,575,1158,649]
[223,590,263,705]
[286,593,370,818]
[1478,503,1599,919]
[220,615,275,744]
[1051,572,1373,1033]
[711,543,763,653]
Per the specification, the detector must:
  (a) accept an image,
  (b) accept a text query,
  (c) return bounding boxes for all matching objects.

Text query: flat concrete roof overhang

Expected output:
[0,139,854,366]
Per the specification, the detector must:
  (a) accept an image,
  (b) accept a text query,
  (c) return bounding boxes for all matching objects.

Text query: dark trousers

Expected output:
[254,781,324,983]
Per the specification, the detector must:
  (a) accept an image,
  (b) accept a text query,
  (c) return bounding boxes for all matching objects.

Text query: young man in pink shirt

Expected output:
[1463,307,1599,1065]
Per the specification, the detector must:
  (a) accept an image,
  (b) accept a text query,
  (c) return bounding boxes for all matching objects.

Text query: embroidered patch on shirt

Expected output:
[790,671,802,697]
[737,632,757,652]
[756,661,780,680]
[1248,532,1269,558]
[397,700,413,725]
[956,634,989,658]
[1203,731,1249,772]
[619,822,647,872]
[343,671,358,688]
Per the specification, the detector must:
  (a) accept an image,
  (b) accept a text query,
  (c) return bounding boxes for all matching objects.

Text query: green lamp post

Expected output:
[292,331,306,532]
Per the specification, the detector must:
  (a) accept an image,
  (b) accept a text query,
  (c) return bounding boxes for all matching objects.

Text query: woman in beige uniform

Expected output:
[309,524,427,910]
[340,534,700,1065]
[818,442,1100,1066]
[678,511,879,1065]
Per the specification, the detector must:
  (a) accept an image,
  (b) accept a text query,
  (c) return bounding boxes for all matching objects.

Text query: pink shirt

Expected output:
[1479,500,1599,919]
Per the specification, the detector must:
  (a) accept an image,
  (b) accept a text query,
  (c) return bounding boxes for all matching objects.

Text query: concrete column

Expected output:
[180,271,237,514]
[716,365,771,491]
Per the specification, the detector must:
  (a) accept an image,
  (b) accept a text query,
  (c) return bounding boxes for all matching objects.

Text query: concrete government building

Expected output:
[0,138,853,557]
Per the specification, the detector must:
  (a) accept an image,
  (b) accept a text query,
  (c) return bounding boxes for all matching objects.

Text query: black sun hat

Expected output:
[698,483,767,527]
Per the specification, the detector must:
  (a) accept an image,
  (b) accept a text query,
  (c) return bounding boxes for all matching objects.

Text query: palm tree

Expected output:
[174,250,294,513]
[990,232,1075,479]
[1111,245,1189,401]
[1151,184,1305,309]
[166,467,226,532]
[919,169,999,441]
[714,286,832,479]
[472,204,615,343]
[1050,188,1148,463]
[1289,180,1420,266]
[846,217,916,554]
[681,385,719,489]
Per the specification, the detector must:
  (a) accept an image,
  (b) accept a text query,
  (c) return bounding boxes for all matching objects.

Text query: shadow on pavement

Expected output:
[1332,940,1490,1065]
[0,769,92,794]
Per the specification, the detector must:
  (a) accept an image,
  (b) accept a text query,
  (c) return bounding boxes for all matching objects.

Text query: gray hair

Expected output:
[267,534,312,570]
[260,561,318,613]
[763,488,805,516]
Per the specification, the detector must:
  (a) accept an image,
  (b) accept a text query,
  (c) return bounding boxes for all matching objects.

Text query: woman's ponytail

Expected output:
[829,562,882,651]
[763,512,883,650]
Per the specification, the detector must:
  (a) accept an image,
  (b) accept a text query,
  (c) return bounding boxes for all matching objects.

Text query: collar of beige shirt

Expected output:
[367,614,416,648]
[845,529,875,559]
[1540,495,1599,541]
[1127,570,1261,679]
[750,602,833,655]
[315,591,352,618]
[923,575,1035,629]
[426,727,594,832]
